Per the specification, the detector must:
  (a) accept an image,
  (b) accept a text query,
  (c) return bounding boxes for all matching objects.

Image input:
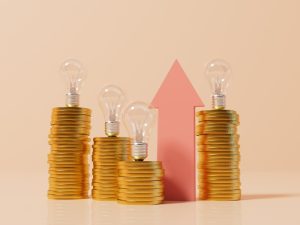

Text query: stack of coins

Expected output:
[48,107,91,200]
[196,109,241,201]
[92,137,131,201]
[117,161,164,205]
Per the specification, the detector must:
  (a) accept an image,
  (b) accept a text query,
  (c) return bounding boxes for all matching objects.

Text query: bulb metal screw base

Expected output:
[132,142,148,161]
[212,94,226,110]
[65,93,80,107]
[105,121,120,137]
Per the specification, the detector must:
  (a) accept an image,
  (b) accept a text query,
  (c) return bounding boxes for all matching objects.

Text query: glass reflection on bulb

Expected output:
[205,59,231,109]
[98,85,126,137]
[123,102,155,161]
[60,59,86,107]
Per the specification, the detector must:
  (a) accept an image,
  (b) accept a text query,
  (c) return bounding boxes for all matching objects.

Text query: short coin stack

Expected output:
[48,107,91,200]
[117,161,164,205]
[92,137,131,201]
[196,109,241,201]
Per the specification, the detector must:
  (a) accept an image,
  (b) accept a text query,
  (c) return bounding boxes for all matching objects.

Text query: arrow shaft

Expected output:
[157,108,196,201]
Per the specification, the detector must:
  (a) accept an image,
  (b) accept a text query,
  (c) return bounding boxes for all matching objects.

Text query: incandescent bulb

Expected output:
[205,59,231,109]
[123,102,155,161]
[98,85,126,137]
[60,59,86,107]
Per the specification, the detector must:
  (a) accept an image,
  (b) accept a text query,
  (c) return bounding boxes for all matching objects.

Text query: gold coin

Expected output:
[198,152,240,157]
[51,119,91,125]
[118,172,164,178]
[197,140,239,146]
[92,156,118,160]
[93,167,117,172]
[117,199,162,205]
[196,125,238,131]
[117,176,161,182]
[49,170,88,175]
[48,155,88,160]
[118,188,163,194]
[49,167,88,171]
[49,183,89,187]
[48,191,88,196]
[92,174,117,179]
[49,138,91,143]
[92,197,116,201]
[92,181,118,186]
[118,192,162,198]
[198,144,239,150]
[198,181,241,187]
[198,162,240,168]
[118,161,162,168]
[51,114,90,119]
[49,176,88,181]
[118,182,163,188]
[197,110,239,118]
[198,173,240,178]
[49,133,90,138]
[49,142,90,147]
[48,164,88,168]
[93,162,118,166]
[92,189,117,194]
[50,122,90,127]
[93,166,117,170]
[118,169,163,174]
[92,192,116,197]
[94,137,130,141]
[118,196,164,202]
[198,180,241,187]
[48,195,89,200]
[92,183,117,188]
[201,189,241,194]
[198,158,240,163]
[52,106,91,110]
[197,109,237,115]
[197,134,239,140]
[51,124,91,130]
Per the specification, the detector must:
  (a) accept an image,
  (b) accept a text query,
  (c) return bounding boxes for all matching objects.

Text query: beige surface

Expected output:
[0,1,299,173]
[1,172,300,225]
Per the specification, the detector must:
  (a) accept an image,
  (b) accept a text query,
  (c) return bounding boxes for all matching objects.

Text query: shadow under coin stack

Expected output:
[48,107,91,200]
[117,161,164,205]
[196,110,241,201]
[92,137,131,201]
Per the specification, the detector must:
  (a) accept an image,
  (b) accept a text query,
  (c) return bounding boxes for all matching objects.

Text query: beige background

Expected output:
[0,0,299,174]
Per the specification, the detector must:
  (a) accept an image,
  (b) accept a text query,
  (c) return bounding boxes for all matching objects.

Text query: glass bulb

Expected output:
[123,101,155,161]
[60,59,86,107]
[98,85,126,137]
[205,59,231,109]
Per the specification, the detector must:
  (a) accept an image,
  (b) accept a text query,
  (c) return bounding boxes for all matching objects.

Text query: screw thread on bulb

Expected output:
[132,142,148,161]
[212,94,226,110]
[105,121,120,137]
[65,93,79,107]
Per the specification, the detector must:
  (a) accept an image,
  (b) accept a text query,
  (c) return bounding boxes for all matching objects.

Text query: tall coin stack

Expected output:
[196,109,241,201]
[117,161,164,205]
[48,107,91,200]
[92,137,131,201]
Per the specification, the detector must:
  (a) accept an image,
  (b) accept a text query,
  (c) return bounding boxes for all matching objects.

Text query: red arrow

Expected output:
[151,60,204,201]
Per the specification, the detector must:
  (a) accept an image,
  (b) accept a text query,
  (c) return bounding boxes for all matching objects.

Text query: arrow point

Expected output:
[151,60,204,108]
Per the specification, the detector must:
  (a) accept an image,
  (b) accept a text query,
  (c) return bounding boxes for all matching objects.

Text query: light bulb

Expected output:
[123,101,155,161]
[205,59,231,109]
[98,85,126,137]
[60,59,86,107]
